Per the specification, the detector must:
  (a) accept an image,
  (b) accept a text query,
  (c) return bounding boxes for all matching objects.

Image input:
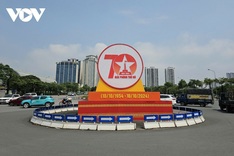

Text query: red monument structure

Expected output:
[78,44,172,120]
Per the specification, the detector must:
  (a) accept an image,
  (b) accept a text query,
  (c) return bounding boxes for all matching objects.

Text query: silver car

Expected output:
[0,94,20,104]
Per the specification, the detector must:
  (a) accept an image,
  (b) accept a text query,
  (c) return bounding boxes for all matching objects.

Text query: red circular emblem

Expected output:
[98,44,144,89]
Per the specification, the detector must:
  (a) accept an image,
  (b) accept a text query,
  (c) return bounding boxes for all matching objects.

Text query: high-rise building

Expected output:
[165,67,175,85]
[226,72,234,79]
[81,55,98,87]
[55,58,80,84]
[145,67,159,87]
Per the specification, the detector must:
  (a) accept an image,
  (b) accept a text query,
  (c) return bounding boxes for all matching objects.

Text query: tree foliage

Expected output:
[1,63,234,96]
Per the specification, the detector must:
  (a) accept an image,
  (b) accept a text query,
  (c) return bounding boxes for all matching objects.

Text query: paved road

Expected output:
[0,100,233,156]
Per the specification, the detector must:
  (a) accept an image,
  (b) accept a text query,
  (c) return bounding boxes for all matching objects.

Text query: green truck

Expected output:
[219,92,234,113]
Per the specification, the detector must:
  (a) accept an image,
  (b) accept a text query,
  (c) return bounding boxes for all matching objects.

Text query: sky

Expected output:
[0,0,234,85]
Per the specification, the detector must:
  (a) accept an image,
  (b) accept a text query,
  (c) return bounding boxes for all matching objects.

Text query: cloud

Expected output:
[176,33,234,58]
[133,37,234,83]
[15,43,108,80]
[134,42,169,66]
[86,43,107,56]
[2,36,234,84]
[208,39,234,57]
[119,9,168,25]
[119,10,135,16]
[157,15,169,20]
[20,44,80,79]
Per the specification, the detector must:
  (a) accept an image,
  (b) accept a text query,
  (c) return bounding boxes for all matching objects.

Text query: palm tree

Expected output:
[178,79,187,89]
[204,78,213,89]
[188,79,203,88]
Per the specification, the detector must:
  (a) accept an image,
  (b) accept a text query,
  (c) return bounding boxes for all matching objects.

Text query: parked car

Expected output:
[23,92,37,97]
[8,96,32,106]
[67,92,76,96]
[160,94,177,105]
[0,94,20,104]
[21,95,55,108]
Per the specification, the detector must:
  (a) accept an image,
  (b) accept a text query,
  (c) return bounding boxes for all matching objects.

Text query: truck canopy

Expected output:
[186,89,212,95]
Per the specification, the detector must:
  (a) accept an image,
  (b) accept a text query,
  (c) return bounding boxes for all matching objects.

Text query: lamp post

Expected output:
[208,69,217,100]
[208,69,216,88]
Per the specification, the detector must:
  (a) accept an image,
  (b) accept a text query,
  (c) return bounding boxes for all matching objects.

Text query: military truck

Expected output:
[176,89,213,107]
[219,92,234,113]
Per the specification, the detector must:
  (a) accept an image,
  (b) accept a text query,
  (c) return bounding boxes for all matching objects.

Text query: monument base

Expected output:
[78,92,172,121]
[78,101,173,120]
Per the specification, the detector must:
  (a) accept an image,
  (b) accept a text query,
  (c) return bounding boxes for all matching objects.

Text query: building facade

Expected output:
[80,55,98,87]
[55,59,80,84]
[145,67,159,87]
[226,72,234,79]
[165,67,175,85]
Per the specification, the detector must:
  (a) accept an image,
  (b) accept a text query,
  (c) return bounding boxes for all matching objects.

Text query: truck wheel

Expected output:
[226,106,231,113]
[220,106,224,111]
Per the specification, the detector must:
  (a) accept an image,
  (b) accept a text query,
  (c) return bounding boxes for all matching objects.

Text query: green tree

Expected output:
[178,79,187,89]
[0,63,20,94]
[81,84,91,92]
[204,78,213,89]
[18,75,43,94]
[188,79,203,88]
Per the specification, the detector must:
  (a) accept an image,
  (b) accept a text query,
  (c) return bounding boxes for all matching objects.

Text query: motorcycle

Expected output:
[59,97,72,105]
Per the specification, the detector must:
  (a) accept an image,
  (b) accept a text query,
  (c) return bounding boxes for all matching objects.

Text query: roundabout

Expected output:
[1,101,233,156]
[30,104,205,130]
[30,44,205,131]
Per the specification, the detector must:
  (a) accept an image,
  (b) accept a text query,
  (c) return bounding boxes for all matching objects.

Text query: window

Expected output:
[160,95,169,99]
[32,97,39,100]
[41,96,47,99]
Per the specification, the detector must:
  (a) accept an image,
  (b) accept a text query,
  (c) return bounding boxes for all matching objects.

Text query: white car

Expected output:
[0,94,21,104]
[160,94,177,105]
[23,93,37,97]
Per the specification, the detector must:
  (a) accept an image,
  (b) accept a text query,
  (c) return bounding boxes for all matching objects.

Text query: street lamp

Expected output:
[208,69,217,88]
[208,69,216,79]
[208,69,217,100]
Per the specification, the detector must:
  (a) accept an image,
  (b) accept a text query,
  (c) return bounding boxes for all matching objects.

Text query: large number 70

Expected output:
[104,54,118,79]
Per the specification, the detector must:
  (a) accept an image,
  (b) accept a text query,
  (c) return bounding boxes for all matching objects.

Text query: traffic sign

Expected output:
[33,111,37,116]
[37,113,44,118]
[65,115,80,122]
[199,111,203,116]
[117,116,133,123]
[99,116,115,123]
[53,114,64,121]
[144,115,158,121]
[159,114,173,121]
[44,114,52,120]
[186,113,193,119]
[174,114,185,120]
[82,116,97,123]
[193,112,200,117]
